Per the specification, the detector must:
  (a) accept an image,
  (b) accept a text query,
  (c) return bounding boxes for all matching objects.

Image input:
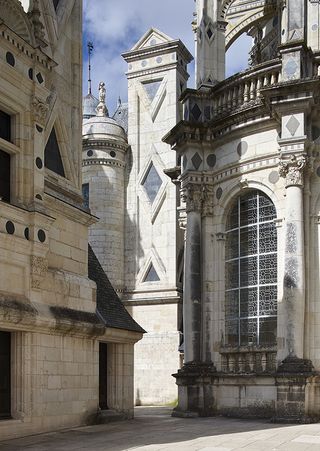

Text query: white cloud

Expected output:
[83,1,253,114]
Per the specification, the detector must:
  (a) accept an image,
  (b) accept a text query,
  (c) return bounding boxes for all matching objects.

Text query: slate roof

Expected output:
[112,102,128,134]
[88,245,145,334]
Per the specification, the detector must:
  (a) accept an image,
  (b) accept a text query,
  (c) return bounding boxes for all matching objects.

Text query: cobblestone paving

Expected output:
[1,407,320,450]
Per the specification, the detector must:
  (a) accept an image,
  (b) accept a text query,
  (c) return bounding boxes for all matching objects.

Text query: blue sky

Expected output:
[82,0,252,114]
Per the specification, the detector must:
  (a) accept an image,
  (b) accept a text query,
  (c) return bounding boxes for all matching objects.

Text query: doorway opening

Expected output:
[0,331,11,419]
[99,342,109,410]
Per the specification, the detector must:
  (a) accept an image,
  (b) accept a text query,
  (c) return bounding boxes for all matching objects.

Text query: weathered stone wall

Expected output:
[122,30,192,405]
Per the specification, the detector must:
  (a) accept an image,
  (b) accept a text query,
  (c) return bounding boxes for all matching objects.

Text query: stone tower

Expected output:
[164,0,320,422]
[122,29,193,405]
[82,82,128,292]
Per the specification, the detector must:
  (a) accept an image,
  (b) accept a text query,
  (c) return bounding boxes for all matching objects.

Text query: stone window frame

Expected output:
[0,104,20,206]
[136,249,165,286]
[0,331,31,428]
[224,189,278,348]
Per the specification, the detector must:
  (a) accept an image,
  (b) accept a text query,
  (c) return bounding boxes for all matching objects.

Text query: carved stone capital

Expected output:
[181,183,213,217]
[31,97,49,125]
[278,155,307,187]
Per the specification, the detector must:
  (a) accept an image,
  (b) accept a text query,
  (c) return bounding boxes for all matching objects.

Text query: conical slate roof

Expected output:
[83,93,99,119]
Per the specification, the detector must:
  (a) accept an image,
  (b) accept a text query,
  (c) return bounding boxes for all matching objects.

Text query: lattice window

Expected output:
[225,191,277,346]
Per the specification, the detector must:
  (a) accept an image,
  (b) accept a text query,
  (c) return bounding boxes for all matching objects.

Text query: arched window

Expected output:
[225,190,277,347]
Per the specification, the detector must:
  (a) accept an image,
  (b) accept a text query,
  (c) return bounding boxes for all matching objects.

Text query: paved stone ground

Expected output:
[2,407,320,450]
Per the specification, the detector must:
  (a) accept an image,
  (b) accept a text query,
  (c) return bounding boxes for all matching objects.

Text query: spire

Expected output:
[118,96,122,107]
[195,0,226,88]
[87,41,94,95]
[96,82,109,117]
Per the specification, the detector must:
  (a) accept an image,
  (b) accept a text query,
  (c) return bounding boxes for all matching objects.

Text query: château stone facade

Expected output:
[0,0,143,440]
[83,0,320,419]
[83,29,193,406]
[164,0,320,421]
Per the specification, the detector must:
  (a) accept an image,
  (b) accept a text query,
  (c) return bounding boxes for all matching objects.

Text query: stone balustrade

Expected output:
[220,347,277,374]
[183,59,282,123]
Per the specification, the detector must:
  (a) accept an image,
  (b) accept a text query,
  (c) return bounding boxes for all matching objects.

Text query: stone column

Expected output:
[172,182,217,418]
[182,183,203,363]
[275,154,314,422]
[278,155,307,362]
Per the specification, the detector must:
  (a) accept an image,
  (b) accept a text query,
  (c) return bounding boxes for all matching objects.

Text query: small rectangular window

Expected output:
[0,111,11,142]
[0,331,11,419]
[82,183,89,208]
[0,150,11,203]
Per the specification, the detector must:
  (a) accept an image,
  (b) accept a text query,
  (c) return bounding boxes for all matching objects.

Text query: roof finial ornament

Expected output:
[118,95,122,107]
[96,81,109,117]
[28,0,46,46]
[87,41,94,95]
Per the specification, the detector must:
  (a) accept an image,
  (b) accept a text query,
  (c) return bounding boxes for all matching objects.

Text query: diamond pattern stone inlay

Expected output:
[142,80,162,101]
[285,58,298,78]
[286,115,300,136]
[142,163,163,203]
[191,103,202,121]
[191,152,203,170]
[207,27,213,39]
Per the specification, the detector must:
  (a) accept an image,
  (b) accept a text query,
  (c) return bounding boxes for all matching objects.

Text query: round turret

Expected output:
[83,116,127,142]
[82,82,128,293]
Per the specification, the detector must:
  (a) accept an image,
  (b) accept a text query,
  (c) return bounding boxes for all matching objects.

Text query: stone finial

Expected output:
[96,82,109,117]
[28,0,46,46]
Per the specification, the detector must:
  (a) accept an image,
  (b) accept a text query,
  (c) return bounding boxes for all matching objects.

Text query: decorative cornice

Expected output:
[0,24,56,70]
[180,156,279,187]
[82,158,125,169]
[82,140,128,152]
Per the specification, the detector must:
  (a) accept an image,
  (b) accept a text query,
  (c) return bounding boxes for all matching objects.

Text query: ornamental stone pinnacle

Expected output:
[96,81,108,117]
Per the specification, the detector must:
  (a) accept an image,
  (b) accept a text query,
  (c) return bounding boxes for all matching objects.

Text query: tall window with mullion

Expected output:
[225,191,277,347]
